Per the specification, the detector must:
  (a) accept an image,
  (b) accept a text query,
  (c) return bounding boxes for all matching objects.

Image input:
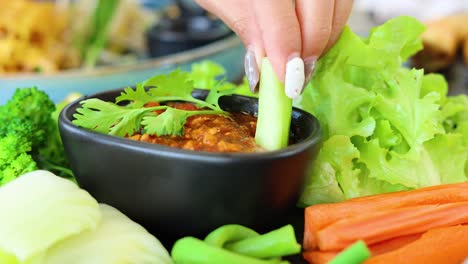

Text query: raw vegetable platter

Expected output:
[0,16,467,264]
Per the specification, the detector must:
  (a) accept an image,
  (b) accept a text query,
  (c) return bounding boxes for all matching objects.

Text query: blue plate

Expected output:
[0,35,244,104]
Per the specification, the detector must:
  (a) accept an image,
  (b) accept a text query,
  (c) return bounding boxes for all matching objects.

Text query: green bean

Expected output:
[204,224,259,248]
[172,237,284,264]
[225,225,301,258]
[172,224,300,264]
[329,240,371,264]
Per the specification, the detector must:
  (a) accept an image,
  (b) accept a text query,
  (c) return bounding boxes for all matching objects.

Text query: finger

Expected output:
[195,0,265,91]
[295,0,334,86]
[253,0,302,82]
[296,0,335,59]
[324,0,354,53]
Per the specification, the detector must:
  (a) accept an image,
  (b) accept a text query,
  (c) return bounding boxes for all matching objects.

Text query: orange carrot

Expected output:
[316,202,468,251]
[303,250,335,264]
[302,233,422,264]
[364,225,468,264]
[369,233,422,255]
[304,182,468,250]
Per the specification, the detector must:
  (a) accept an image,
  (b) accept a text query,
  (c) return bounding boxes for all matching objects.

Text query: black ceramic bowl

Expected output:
[59,89,321,243]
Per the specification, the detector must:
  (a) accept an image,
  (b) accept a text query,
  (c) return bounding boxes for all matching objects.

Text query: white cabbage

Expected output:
[0,170,101,263]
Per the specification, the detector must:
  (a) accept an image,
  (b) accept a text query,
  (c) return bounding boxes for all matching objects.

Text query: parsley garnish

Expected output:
[73,69,229,137]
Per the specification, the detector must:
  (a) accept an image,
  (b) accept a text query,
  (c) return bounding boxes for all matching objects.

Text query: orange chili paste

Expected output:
[127,102,262,153]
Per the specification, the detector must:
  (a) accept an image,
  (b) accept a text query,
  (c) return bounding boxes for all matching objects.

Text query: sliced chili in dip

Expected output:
[127,102,262,153]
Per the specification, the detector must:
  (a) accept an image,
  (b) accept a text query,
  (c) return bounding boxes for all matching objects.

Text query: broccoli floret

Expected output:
[0,134,37,185]
[0,87,73,185]
[0,87,55,147]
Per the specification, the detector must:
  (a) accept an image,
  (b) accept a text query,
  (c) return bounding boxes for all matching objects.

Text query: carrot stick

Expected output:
[369,233,422,255]
[304,182,468,250]
[302,233,422,264]
[316,202,468,251]
[364,225,468,264]
[303,251,335,264]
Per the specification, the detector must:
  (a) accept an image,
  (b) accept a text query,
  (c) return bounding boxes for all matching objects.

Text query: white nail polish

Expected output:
[284,56,305,99]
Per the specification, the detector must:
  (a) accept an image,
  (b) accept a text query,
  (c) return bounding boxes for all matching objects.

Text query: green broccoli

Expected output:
[0,87,73,185]
[0,133,37,185]
[0,88,55,147]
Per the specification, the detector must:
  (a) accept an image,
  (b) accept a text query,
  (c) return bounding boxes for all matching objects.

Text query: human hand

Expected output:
[195,0,353,98]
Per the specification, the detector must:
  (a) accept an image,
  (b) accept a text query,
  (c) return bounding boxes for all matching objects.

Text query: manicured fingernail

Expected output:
[284,54,305,99]
[303,57,317,90]
[244,48,259,93]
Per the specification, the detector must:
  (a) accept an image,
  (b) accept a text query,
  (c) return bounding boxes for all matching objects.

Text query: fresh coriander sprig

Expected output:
[149,96,222,112]
[73,69,234,137]
[72,99,166,137]
[116,70,227,112]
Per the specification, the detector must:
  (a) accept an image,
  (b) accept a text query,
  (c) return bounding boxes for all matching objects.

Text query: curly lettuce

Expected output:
[297,16,468,206]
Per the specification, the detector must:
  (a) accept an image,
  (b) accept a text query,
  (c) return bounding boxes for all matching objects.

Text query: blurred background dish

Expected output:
[145,1,233,58]
[0,0,156,73]
[0,0,243,104]
[0,34,243,104]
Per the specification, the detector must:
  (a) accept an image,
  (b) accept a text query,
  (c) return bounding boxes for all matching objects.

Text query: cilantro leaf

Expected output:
[143,69,221,110]
[146,70,229,111]
[115,84,155,108]
[145,69,194,98]
[141,108,189,136]
[73,68,236,138]
[72,98,159,137]
[205,83,236,108]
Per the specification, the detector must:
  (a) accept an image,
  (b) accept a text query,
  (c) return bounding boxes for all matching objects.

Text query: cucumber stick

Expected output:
[255,58,293,151]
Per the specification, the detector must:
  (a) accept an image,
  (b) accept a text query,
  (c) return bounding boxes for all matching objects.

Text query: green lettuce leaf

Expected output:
[358,138,441,188]
[441,95,468,136]
[424,133,467,184]
[439,95,468,176]
[189,60,226,89]
[421,73,448,104]
[372,68,443,150]
[188,60,257,97]
[296,16,467,205]
[298,136,356,206]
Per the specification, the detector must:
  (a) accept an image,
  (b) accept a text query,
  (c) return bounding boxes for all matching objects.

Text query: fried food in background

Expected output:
[0,0,80,74]
[413,13,468,72]
[0,0,157,74]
